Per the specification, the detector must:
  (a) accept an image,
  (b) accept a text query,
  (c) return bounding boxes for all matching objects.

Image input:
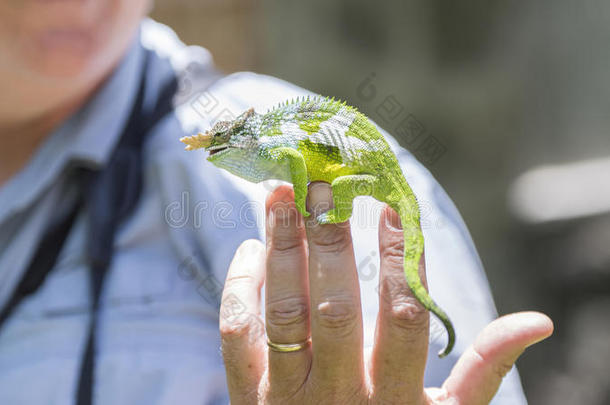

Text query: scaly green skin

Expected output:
[180,96,456,357]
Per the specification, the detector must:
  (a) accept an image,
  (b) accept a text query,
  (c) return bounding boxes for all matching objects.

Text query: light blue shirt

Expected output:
[0,19,526,404]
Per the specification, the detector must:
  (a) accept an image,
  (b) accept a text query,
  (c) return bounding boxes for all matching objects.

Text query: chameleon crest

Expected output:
[180,95,456,357]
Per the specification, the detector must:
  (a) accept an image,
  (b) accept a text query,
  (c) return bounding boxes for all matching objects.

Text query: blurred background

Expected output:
[151,1,610,403]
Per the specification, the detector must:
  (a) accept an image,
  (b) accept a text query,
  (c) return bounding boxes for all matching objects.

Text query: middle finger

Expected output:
[306,182,365,391]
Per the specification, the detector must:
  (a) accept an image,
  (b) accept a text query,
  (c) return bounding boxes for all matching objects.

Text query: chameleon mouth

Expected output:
[207,145,230,156]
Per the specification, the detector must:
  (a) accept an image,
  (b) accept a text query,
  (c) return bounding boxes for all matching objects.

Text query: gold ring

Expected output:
[267,337,311,353]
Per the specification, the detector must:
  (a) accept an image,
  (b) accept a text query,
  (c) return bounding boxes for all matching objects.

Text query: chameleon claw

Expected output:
[316,212,332,224]
[315,210,349,224]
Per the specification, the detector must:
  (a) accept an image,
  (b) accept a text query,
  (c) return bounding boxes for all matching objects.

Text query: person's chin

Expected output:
[26,29,106,79]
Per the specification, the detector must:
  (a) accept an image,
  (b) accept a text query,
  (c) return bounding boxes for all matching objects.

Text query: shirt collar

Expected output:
[0,30,144,222]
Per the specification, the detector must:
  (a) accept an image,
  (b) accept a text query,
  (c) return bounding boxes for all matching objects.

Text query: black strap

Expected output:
[0,176,84,327]
[75,52,222,404]
[76,49,179,405]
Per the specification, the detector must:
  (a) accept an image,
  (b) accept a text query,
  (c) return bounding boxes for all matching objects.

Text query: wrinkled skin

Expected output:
[220,184,554,405]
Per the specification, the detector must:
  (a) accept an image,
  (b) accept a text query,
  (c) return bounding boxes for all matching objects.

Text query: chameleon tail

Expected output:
[393,201,456,358]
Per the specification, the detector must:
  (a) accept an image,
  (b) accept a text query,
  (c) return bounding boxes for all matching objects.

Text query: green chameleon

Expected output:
[180,95,455,357]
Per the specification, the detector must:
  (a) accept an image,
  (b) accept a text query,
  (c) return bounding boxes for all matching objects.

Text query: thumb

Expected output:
[440,311,553,404]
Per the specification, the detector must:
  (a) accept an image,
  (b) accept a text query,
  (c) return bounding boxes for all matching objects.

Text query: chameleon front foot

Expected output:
[293,188,310,218]
[267,146,310,217]
[316,199,353,224]
[316,174,378,224]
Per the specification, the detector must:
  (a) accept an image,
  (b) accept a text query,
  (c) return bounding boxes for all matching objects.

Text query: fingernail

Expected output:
[239,239,260,255]
[306,182,333,217]
[306,182,333,216]
[235,239,263,265]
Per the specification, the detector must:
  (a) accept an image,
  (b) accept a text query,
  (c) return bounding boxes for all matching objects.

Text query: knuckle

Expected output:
[472,345,516,381]
[266,295,309,329]
[315,295,359,333]
[389,296,424,320]
[382,244,405,268]
[379,275,429,330]
[219,313,258,341]
[309,226,352,254]
[380,233,404,259]
[492,361,515,379]
[269,236,304,254]
[388,296,429,330]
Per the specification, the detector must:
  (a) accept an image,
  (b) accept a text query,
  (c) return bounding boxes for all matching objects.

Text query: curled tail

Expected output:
[392,200,456,358]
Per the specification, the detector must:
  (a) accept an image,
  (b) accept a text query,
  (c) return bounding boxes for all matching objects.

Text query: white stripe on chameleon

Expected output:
[259,107,382,163]
[315,107,383,161]
[260,121,305,149]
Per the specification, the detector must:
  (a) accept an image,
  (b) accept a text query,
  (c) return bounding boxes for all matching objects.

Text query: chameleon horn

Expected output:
[180,132,213,150]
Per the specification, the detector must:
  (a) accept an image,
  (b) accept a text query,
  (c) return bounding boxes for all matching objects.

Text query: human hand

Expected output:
[219,183,553,404]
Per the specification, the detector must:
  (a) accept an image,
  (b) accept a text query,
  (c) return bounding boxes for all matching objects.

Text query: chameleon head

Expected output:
[180,107,267,180]
[179,107,259,157]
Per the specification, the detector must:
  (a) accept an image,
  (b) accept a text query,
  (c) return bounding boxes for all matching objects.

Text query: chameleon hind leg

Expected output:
[316,174,378,224]
[267,147,310,217]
